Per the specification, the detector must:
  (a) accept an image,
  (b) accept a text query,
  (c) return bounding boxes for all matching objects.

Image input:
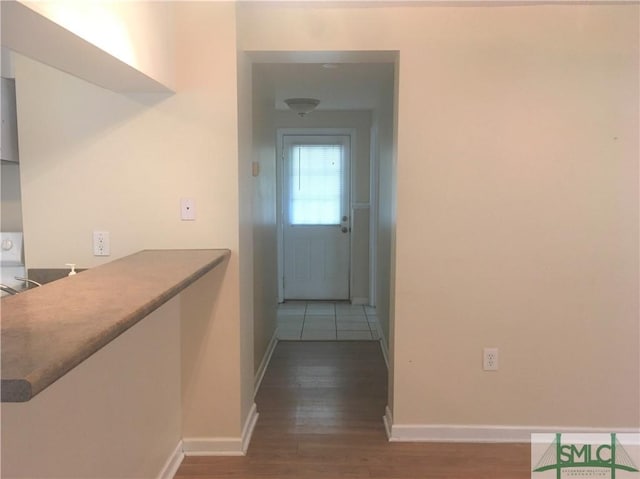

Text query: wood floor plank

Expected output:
[175,341,531,478]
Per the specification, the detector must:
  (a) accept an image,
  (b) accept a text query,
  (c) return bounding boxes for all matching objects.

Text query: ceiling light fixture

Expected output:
[284,98,320,117]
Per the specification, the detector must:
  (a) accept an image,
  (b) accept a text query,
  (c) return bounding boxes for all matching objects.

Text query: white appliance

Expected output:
[1,231,26,294]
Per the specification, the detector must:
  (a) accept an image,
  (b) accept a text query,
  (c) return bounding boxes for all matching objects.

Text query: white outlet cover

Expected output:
[181,198,196,221]
[93,231,110,256]
[483,347,499,371]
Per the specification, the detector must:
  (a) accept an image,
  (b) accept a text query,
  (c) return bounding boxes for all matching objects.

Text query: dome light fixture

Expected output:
[284,98,320,117]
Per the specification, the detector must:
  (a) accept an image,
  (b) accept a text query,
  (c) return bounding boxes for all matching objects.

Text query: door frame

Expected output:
[277,128,356,303]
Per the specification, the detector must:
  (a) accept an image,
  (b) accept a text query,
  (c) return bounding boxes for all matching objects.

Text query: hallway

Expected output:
[175,341,531,478]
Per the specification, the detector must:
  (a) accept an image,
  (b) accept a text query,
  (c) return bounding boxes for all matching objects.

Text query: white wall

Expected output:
[1,298,182,479]
[181,261,243,441]
[236,48,257,425]
[250,64,278,374]
[371,69,396,357]
[14,48,243,267]
[391,5,639,429]
[238,3,640,431]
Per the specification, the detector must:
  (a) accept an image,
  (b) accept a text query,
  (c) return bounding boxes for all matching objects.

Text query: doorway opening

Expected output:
[249,52,396,360]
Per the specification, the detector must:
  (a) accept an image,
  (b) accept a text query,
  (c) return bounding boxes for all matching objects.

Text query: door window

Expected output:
[288,144,345,225]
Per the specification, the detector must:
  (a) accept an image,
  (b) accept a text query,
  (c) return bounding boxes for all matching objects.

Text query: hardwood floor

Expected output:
[175,341,531,478]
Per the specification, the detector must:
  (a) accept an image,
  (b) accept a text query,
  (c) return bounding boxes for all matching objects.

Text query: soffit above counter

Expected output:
[1,1,174,94]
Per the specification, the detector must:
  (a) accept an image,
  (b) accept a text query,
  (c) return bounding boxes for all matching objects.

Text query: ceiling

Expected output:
[255,62,395,111]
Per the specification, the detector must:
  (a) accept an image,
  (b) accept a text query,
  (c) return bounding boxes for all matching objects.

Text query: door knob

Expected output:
[342,215,348,222]
[341,227,349,233]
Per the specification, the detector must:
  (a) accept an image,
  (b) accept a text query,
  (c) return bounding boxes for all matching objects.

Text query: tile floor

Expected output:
[276,301,381,341]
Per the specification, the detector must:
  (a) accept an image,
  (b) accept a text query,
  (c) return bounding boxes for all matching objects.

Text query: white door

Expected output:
[282,135,351,300]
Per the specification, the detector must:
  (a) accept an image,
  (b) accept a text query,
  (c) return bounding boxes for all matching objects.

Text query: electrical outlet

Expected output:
[483,348,499,371]
[93,231,110,256]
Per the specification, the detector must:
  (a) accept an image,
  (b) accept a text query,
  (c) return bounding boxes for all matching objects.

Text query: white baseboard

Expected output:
[255,332,278,396]
[183,403,259,456]
[383,406,393,440]
[182,437,246,456]
[368,317,389,370]
[378,337,389,370]
[241,402,260,454]
[351,297,369,305]
[157,441,184,479]
[387,423,640,443]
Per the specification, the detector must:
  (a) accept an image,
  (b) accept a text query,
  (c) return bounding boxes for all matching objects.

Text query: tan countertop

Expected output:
[1,249,230,402]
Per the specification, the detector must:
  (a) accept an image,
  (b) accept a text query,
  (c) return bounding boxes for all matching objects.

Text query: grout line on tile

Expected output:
[365,306,376,334]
